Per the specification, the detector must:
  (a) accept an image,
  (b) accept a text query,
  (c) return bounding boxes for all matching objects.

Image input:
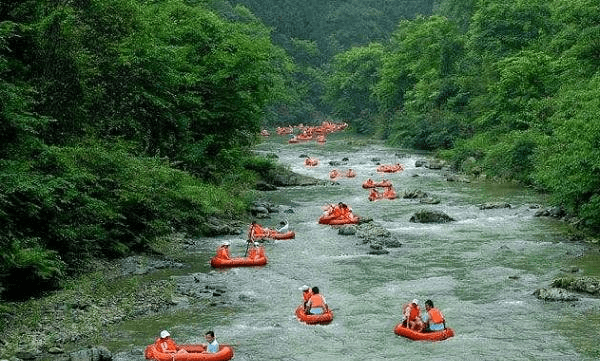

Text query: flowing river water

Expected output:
[113,134,600,361]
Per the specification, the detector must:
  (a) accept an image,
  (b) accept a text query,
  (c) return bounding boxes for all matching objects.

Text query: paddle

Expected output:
[244,240,250,257]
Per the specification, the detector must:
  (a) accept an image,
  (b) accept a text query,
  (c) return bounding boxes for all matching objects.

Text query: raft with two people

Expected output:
[329,168,356,180]
[361,178,392,189]
[318,202,360,225]
[368,186,398,201]
[394,299,455,341]
[210,242,268,268]
[247,221,295,241]
[376,163,405,173]
[144,342,234,361]
[294,305,334,325]
[304,157,319,167]
[393,323,455,342]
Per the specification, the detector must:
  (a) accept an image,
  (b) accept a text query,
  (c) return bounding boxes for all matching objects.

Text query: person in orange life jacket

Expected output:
[248,242,264,259]
[305,286,328,315]
[299,285,313,308]
[402,299,424,331]
[256,242,266,258]
[383,186,397,198]
[248,221,267,241]
[422,299,446,332]
[368,188,380,201]
[154,330,187,354]
[216,241,231,259]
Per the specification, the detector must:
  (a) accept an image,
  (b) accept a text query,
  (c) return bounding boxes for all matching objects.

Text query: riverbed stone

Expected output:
[419,197,440,204]
[256,180,277,191]
[403,189,429,199]
[338,226,356,235]
[68,346,112,361]
[552,276,600,296]
[479,202,511,210]
[533,287,579,301]
[409,210,455,223]
[119,256,185,277]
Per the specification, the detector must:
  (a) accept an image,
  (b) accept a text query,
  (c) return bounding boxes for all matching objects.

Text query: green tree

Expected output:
[323,43,383,131]
[379,15,465,149]
[534,74,600,230]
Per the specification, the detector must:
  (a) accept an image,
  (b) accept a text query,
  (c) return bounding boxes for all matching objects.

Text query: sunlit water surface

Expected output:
[114,135,600,361]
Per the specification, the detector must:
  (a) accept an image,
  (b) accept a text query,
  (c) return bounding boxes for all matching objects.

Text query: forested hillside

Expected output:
[324,0,600,233]
[226,0,436,124]
[0,0,290,299]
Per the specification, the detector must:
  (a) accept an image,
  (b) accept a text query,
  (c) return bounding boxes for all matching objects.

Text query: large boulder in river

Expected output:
[260,165,325,187]
[479,202,511,210]
[552,276,600,296]
[67,347,112,361]
[533,288,579,302]
[403,189,429,199]
[410,210,455,223]
[354,221,402,248]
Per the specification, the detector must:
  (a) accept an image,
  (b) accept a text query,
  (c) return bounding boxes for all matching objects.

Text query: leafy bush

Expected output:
[0,143,250,299]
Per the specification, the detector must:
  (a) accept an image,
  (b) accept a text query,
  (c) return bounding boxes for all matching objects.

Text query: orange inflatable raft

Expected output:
[248,224,295,241]
[376,163,405,173]
[362,178,392,188]
[295,305,334,325]
[268,230,295,240]
[393,323,455,341]
[318,203,360,225]
[144,343,234,361]
[304,157,319,167]
[210,255,267,268]
[210,244,268,268]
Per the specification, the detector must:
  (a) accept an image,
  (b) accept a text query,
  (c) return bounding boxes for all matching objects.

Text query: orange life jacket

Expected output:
[302,290,314,303]
[155,338,177,353]
[408,304,420,321]
[309,293,325,308]
[428,307,444,324]
[216,246,230,259]
[249,224,267,240]
[247,246,258,259]
[257,246,265,258]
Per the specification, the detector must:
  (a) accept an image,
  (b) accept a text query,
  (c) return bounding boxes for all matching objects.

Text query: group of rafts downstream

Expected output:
[144,126,453,361]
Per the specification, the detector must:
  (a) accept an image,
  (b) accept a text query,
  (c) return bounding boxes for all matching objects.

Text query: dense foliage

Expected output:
[3,0,599,301]
[0,0,290,299]
[227,0,436,124]
[323,0,600,233]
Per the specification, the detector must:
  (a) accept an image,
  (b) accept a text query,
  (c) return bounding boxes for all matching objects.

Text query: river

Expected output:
[115,134,599,361]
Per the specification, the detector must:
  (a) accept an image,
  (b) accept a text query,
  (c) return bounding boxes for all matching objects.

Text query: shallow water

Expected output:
[115,135,600,360]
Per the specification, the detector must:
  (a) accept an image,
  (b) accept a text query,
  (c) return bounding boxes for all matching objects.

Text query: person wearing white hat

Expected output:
[402,299,424,331]
[216,241,231,259]
[154,330,186,354]
[299,285,313,307]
